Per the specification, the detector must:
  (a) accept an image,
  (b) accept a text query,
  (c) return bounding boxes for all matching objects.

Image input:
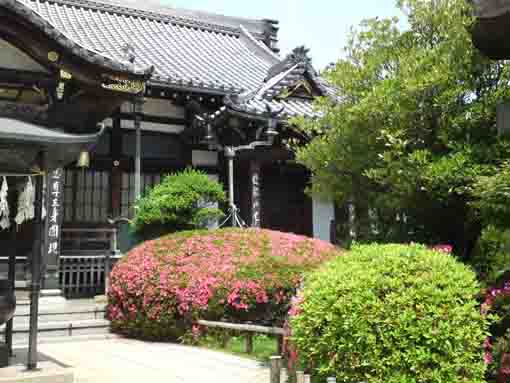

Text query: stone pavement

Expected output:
[29,337,270,383]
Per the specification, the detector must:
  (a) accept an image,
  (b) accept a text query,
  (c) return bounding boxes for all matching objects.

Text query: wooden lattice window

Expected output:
[63,169,110,223]
[120,173,164,218]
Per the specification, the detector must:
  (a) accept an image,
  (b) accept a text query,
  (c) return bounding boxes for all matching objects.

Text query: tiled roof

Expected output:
[16,0,281,93]
[224,58,340,119]
[0,117,105,172]
[1,0,152,76]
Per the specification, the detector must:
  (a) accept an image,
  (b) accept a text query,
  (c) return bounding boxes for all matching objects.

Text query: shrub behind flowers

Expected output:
[107,228,338,340]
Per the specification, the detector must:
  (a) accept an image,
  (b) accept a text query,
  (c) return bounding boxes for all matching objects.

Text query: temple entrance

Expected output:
[261,163,313,237]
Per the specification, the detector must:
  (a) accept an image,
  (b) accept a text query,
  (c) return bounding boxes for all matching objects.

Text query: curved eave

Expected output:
[473,11,510,59]
[1,0,153,78]
[224,94,322,121]
[0,118,104,172]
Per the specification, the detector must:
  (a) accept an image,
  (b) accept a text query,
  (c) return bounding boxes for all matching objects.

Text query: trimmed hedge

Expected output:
[132,169,226,236]
[290,243,488,383]
[107,228,338,340]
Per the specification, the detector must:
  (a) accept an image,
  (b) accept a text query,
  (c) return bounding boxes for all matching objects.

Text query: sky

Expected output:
[163,0,404,69]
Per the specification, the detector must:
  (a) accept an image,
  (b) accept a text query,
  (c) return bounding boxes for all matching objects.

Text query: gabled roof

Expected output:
[16,0,280,93]
[224,51,340,119]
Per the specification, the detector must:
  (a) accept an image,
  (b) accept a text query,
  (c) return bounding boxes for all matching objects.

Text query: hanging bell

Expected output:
[77,151,90,168]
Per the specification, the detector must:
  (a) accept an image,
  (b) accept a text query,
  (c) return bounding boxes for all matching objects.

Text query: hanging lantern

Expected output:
[77,151,90,168]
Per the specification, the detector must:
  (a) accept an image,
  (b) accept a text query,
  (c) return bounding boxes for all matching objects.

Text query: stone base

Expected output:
[93,295,107,305]
[0,362,73,383]
[0,343,8,368]
[2,350,73,383]
[38,290,66,305]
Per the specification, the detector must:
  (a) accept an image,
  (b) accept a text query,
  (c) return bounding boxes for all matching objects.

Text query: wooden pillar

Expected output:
[28,152,45,370]
[250,160,261,228]
[270,356,282,383]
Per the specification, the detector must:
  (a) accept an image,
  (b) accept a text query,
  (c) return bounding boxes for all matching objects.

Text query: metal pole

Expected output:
[5,230,16,356]
[225,147,235,227]
[134,98,143,200]
[105,229,116,295]
[27,153,45,370]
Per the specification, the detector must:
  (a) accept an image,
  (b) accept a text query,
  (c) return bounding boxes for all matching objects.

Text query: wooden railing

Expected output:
[60,228,121,298]
[196,320,284,354]
[196,320,339,383]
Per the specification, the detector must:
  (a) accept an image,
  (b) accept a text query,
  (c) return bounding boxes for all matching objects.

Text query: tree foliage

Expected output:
[293,0,510,254]
[132,168,226,236]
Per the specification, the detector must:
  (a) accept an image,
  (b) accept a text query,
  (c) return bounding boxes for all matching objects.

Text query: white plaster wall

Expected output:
[120,99,185,118]
[312,198,335,242]
[0,38,48,73]
[120,119,185,134]
[192,150,218,167]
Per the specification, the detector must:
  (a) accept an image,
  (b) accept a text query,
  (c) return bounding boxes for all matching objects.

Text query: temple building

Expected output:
[0,0,338,296]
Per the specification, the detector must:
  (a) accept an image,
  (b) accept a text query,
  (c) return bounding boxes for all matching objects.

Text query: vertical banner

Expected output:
[250,161,261,228]
[44,168,64,259]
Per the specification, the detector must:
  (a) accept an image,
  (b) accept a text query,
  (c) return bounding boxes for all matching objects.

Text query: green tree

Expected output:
[293,0,510,255]
[132,168,226,236]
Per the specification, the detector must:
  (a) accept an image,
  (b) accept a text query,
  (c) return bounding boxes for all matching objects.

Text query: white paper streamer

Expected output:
[15,176,35,226]
[0,176,10,230]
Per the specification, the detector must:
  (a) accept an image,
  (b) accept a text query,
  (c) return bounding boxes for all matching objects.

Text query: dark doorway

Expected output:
[261,163,313,236]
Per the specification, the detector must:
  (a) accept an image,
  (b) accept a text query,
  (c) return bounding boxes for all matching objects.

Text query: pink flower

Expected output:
[432,244,453,253]
[484,350,493,365]
[107,228,339,336]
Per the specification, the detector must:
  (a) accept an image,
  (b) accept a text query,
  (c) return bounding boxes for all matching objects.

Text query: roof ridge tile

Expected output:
[37,0,269,38]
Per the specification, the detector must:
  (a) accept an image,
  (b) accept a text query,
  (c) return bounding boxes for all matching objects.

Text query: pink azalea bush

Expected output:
[107,228,338,340]
[481,282,510,382]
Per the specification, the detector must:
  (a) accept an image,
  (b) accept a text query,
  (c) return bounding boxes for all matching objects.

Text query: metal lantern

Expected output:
[265,119,279,144]
[77,151,90,168]
[203,122,215,143]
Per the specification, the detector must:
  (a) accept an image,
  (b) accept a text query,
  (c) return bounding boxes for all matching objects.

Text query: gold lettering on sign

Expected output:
[101,74,145,94]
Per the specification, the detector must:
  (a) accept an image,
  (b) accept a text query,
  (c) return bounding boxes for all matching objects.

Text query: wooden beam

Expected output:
[118,112,186,126]
[196,320,284,335]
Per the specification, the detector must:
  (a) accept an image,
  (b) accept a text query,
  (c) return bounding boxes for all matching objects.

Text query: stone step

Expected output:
[10,325,113,347]
[2,298,112,344]
[2,318,109,333]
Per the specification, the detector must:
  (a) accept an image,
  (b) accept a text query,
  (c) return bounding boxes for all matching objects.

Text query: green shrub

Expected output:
[472,161,510,229]
[290,243,488,383]
[470,226,510,286]
[132,169,225,236]
[108,228,338,341]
